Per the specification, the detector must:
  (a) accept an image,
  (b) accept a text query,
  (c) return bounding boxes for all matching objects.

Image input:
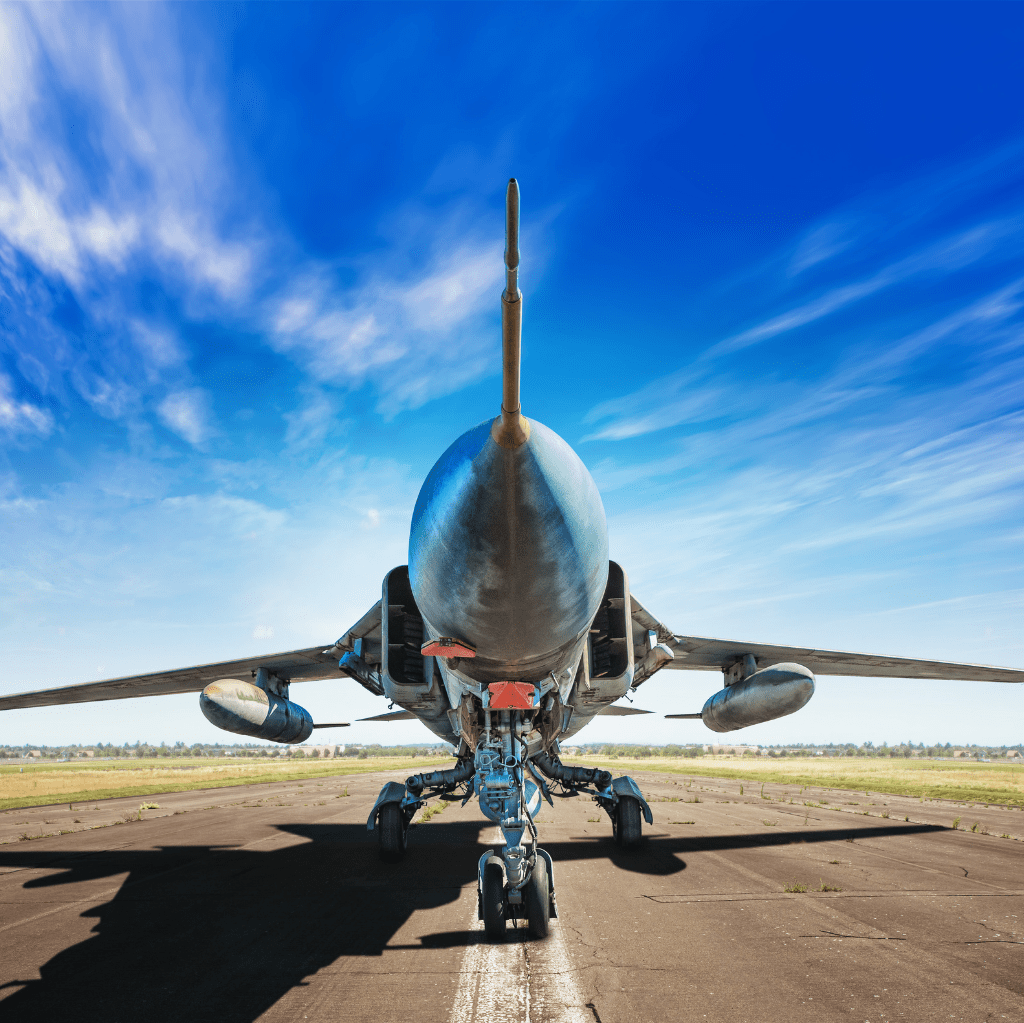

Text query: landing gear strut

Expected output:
[533,752,653,849]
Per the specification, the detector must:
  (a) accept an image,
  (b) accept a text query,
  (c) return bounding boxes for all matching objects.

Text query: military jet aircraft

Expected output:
[2,180,1021,940]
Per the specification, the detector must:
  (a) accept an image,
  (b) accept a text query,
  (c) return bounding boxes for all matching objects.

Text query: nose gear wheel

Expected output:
[481,855,506,939]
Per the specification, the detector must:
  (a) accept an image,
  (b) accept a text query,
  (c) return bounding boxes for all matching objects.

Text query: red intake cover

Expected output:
[421,638,476,659]
[488,681,536,710]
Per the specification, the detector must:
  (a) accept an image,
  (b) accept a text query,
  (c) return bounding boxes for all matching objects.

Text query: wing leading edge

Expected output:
[629,595,1024,684]
[0,600,389,713]
[0,644,343,712]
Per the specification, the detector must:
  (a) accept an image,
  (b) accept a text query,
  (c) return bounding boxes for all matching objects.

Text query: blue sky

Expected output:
[1,2,1022,748]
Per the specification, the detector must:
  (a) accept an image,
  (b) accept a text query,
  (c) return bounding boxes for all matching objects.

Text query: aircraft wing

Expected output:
[629,595,1024,684]
[0,600,388,712]
[0,645,344,711]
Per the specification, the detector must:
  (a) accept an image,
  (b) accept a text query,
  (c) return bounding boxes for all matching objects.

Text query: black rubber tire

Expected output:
[616,796,642,849]
[482,855,506,940]
[524,855,550,939]
[378,803,405,863]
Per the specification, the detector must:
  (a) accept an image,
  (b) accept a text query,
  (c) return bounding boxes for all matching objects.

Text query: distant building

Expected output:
[703,744,759,755]
[300,745,345,757]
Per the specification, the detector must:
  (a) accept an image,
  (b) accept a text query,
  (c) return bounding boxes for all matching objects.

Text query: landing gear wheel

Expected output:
[524,854,550,939]
[378,803,406,863]
[615,796,642,849]
[482,855,506,940]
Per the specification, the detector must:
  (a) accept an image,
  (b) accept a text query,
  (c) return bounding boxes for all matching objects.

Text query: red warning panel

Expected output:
[421,638,477,659]
[488,681,536,710]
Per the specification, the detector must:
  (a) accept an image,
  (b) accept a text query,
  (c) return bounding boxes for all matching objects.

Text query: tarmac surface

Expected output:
[1,768,1022,1023]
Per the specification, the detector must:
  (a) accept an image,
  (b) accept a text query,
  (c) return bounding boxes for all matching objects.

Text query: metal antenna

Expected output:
[492,178,530,448]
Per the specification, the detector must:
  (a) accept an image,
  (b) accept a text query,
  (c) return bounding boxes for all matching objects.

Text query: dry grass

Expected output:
[0,755,451,811]
[563,756,1024,807]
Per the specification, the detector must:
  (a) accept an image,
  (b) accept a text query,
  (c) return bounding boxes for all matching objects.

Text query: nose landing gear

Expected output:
[478,847,556,939]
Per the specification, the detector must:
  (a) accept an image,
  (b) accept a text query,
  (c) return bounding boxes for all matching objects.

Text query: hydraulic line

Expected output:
[406,757,475,796]
[532,751,612,790]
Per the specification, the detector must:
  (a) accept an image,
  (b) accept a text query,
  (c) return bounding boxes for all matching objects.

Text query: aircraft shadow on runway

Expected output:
[0,818,942,1020]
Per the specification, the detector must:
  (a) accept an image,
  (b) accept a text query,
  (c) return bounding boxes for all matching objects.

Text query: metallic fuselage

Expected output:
[409,417,608,687]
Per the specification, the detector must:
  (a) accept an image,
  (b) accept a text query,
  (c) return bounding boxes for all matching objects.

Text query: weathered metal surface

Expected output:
[700,662,815,733]
[621,603,1024,683]
[357,709,417,722]
[533,751,611,790]
[492,178,530,449]
[628,597,1024,684]
[405,758,475,797]
[366,780,408,830]
[198,679,314,744]
[0,645,342,711]
[409,417,608,684]
[378,567,458,745]
[611,776,654,825]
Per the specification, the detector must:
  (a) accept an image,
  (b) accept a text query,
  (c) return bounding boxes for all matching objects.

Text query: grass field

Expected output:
[565,756,1024,807]
[4,754,1022,812]
[0,756,451,811]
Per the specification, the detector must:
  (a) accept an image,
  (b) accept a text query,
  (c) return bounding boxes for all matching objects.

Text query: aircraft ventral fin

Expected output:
[628,594,1024,684]
[358,710,418,722]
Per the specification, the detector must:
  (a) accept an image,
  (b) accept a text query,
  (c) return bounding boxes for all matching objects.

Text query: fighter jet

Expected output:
[2,180,1021,940]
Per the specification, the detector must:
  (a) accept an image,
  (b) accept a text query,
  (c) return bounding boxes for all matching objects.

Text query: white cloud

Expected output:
[282,389,339,452]
[267,231,505,411]
[0,6,527,437]
[157,389,214,446]
[0,373,53,437]
[130,320,186,374]
[706,217,1021,360]
[0,5,253,302]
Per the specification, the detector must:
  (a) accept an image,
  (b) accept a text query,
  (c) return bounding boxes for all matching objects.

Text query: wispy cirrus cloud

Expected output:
[0,4,524,446]
[590,147,1024,664]
[585,145,1024,446]
[268,232,505,412]
[157,389,215,447]
[0,372,53,438]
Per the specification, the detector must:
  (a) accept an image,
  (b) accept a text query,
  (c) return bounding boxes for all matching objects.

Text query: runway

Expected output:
[1,768,1022,1022]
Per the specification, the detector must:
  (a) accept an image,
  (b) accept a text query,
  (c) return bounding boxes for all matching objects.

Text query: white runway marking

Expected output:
[449,831,590,1023]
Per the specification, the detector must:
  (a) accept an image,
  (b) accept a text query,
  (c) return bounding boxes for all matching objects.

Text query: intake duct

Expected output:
[406,757,475,797]
[533,751,611,790]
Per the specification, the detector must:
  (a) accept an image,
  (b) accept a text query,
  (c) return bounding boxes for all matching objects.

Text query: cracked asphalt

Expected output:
[0,768,1021,1022]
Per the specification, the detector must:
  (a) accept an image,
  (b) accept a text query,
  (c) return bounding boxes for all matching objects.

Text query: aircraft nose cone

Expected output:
[409,418,608,683]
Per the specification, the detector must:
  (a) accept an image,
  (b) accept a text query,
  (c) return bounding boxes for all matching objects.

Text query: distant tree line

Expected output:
[2,740,1020,761]
[0,741,453,759]
[573,741,1023,760]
